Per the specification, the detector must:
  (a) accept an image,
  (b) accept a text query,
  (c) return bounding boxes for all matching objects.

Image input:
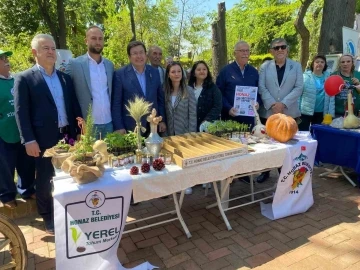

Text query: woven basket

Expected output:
[61,153,105,184]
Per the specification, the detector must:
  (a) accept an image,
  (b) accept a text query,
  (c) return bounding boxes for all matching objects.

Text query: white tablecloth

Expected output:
[131,143,289,202]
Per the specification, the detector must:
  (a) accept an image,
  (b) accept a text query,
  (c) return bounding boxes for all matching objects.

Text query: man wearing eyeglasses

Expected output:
[65,26,114,139]
[216,40,260,127]
[256,38,303,183]
[112,41,166,135]
[13,34,82,234]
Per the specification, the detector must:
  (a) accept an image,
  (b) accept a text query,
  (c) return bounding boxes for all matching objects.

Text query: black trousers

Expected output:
[298,113,323,131]
[0,137,35,203]
[35,150,55,221]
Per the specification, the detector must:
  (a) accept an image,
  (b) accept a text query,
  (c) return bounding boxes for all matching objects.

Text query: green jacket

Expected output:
[331,71,360,116]
[0,77,20,143]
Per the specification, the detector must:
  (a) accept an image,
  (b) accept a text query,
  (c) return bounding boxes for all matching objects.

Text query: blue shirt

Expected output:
[132,65,146,95]
[37,65,68,127]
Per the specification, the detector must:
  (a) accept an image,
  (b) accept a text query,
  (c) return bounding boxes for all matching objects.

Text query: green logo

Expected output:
[70,227,86,253]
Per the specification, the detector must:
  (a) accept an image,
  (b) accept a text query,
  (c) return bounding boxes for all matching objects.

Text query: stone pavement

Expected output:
[1,164,360,270]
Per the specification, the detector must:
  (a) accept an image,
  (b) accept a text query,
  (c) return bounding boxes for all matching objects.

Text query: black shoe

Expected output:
[256,171,270,183]
[240,176,250,184]
[44,219,55,235]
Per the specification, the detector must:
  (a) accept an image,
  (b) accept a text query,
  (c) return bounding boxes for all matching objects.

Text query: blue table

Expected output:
[311,124,360,186]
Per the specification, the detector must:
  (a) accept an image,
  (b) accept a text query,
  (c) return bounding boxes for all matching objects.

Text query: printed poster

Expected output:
[233,86,258,117]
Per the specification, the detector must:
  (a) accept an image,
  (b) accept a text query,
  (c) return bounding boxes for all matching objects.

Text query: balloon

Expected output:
[324,75,344,96]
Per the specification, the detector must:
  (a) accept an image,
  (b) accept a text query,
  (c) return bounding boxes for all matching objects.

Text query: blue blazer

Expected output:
[111,64,165,132]
[14,66,82,149]
[216,61,260,126]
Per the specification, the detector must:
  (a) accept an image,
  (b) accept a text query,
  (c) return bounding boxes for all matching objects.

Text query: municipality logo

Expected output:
[85,190,105,209]
[291,146,310,190]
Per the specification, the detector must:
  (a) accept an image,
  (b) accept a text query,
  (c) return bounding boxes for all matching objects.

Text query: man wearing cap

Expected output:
[0,50,36,209]
[14,34,82,234]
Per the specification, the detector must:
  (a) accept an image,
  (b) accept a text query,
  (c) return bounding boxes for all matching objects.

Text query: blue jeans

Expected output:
[94,122,113,140]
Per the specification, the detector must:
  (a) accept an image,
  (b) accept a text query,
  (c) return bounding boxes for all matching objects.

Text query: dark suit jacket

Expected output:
[14,66,82,149]
[216,61,260,126]
[112,64,165,132]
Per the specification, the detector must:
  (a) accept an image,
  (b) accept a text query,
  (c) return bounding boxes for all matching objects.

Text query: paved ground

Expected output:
[1,164,360,270]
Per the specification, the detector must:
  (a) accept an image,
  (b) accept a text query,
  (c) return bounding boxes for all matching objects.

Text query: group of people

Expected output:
[1,25,360,235]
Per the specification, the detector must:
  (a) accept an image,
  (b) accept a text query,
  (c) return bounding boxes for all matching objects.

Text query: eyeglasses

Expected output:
[235,49,250,53]
[130,51,145,56]
[0,55,8,60]
[272,45,287,51]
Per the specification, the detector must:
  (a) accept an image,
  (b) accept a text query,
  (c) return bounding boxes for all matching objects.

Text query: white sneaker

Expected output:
[202,183,212,189]
[185,187,193,195]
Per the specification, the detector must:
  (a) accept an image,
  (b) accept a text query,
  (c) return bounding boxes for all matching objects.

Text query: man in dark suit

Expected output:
[14,34,82,234]
[112,41,166,135]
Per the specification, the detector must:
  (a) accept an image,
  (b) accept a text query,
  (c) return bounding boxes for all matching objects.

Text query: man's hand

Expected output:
[271,102,285,114]
[25,141,41,157]
[159,122,167,133]
[229,107,238,117]
[115,129,126,134]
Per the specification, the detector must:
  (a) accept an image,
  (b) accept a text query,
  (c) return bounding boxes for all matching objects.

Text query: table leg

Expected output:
[212,181,232,231]
[220,177,230,209]
[250,175,254,202]
[172,192,192,238]
[339,166,357,187]
[319,166,357,187]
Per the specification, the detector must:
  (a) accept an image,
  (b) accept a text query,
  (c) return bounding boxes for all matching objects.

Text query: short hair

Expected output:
[234,41,249,50]
[31,34,55,50]
[86,25,103,36]
[127,41,147,56]
[188,60,214,88]
[148,45,162,55]
[310,55,328,72]
[270,38,288,48]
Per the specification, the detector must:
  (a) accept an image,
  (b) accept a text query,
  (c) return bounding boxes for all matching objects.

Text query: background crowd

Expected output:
[1,25,360,235]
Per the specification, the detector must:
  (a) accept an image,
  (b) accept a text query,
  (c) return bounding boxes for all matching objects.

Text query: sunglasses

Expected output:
[272,45,287,51]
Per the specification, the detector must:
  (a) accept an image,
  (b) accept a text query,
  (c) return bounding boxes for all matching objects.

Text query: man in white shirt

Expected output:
[148,45,166,84]
[66,25,114,139]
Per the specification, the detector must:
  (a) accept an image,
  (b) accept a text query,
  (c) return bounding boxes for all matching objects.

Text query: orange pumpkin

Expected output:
[265,113,298,143]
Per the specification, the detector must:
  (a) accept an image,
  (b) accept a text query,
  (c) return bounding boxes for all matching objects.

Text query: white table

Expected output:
[54,138,313,239]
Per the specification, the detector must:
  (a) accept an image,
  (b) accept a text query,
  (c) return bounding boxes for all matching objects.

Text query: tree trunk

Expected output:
[129,3,136,41]
[212,2,227,79]
[57,0,67,49]
[294,0,314,71]
[318,0,356,55]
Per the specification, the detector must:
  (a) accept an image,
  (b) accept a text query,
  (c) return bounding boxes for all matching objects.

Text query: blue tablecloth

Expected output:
[311,124,360,185]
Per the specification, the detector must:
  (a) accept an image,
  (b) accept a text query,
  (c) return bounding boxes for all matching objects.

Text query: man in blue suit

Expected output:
[112,41,166,135]
[14,34,82,234]
[216,40,260,127]
[65,26,114,139]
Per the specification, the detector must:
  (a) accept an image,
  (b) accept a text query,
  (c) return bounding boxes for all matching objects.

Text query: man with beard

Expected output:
[66,25,114,138]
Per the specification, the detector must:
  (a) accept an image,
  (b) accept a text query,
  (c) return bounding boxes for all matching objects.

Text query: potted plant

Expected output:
[105,132,126,155]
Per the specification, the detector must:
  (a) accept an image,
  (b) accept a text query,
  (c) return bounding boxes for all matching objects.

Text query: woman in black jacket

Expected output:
[188,61,222,131]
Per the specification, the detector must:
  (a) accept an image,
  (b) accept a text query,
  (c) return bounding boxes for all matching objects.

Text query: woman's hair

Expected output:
[337,54,355,74]
[188,60,214,88]
[310,55,328,72]
[164,62,188,99]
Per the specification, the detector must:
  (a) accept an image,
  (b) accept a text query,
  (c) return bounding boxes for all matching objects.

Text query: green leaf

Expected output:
[70,227,79,244]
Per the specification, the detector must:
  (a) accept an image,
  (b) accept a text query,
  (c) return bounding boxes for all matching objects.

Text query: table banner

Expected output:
[261,139,317,220]
[54,170,157,270]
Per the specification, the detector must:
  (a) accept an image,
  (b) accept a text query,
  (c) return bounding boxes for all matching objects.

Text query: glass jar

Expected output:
[159,153,165,162]
[119,155,125,167]
[112,157,119,167]
[165,153,172,165]
[141,154,147,164]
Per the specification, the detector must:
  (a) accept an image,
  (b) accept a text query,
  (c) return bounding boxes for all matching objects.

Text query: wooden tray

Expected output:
[163,133,248,168]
